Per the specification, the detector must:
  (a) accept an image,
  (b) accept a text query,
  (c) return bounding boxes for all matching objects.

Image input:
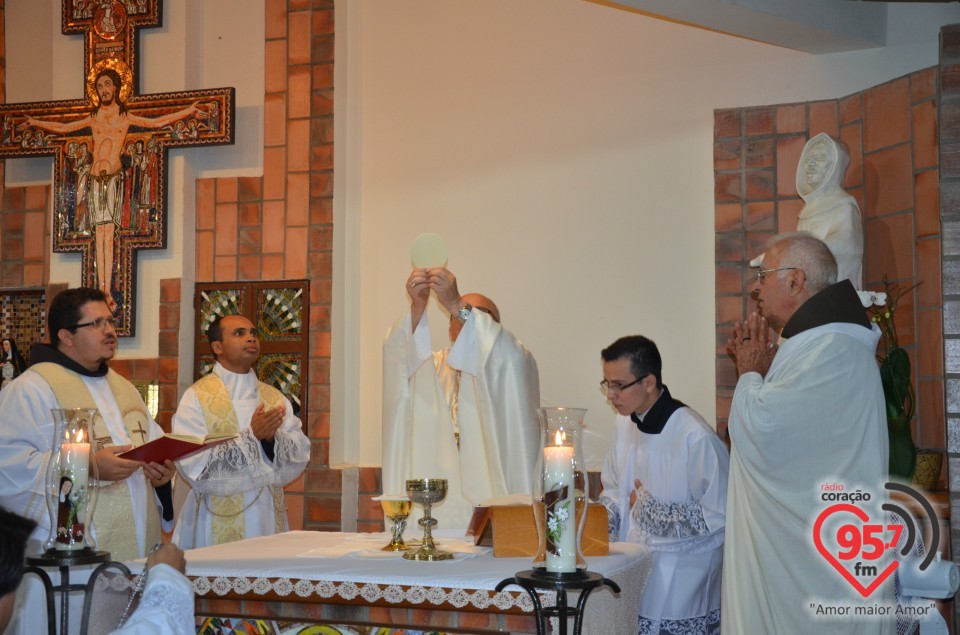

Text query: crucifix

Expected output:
[0,0,234,336]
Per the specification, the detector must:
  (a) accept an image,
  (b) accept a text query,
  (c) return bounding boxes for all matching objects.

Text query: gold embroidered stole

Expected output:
[194,372,287,545]
[31,363,160,561]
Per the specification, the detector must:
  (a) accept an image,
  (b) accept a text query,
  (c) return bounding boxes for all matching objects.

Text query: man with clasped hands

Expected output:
[723,233,891,634]
[172,314,310,548]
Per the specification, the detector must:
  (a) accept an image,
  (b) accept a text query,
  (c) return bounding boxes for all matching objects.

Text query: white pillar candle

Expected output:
[61,442,90,484]
[543,431,575,572]
[58,438,90,550]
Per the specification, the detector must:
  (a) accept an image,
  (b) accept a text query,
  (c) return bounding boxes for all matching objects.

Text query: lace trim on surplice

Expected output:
[627,485,708,543]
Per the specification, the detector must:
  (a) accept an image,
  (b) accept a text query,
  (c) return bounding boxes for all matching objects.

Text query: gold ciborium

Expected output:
[379,496,412,552]
[403,478,453,561]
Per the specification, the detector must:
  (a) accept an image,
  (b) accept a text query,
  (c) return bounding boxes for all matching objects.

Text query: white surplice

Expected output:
[722,322,894,634]
[382,309,540,529]
[0,369,163,557]
[111,564,194,635]
[171,363,310,549]
[600,406,728,634]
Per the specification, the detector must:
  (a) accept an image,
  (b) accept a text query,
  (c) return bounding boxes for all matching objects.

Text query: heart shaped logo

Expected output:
[813,503,898,598]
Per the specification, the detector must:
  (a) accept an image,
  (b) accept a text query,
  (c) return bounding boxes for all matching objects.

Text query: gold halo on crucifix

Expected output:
[86,58,133,106]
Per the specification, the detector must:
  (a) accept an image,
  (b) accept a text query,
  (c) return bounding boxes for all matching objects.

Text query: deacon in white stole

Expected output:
[172,315,310,549]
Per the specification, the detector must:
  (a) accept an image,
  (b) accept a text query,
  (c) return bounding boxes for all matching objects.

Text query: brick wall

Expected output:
[714,67,944,463]
[0,182,49,288]
[191,0,357,532]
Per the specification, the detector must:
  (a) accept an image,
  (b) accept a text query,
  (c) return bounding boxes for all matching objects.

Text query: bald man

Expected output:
[382,268,541,528]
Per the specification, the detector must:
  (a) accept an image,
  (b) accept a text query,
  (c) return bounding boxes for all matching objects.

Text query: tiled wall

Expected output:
[0,290,45,363]
[942,26,960,609]
[714,67,944,465]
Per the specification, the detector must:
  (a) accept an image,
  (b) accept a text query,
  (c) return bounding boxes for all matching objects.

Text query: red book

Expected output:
[117,433,236,463]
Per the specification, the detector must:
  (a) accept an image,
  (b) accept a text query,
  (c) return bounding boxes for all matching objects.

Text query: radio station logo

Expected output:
[813,481,941,598]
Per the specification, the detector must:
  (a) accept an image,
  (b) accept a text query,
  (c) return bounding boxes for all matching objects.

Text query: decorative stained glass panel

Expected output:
[257,353,303,415]
[257,288,304,341]
[198,289,244,341]
[194,281,309,419]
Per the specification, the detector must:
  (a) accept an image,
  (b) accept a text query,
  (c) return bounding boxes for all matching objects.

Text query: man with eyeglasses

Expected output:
[597,335,729,634]
[171,314,310,548]
[722,232,890,634]
[0,287,174,560]
[382,267,540,529]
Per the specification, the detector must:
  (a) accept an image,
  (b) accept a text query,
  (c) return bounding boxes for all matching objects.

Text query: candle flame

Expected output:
[76,428,85,443]
[554,430,563,446]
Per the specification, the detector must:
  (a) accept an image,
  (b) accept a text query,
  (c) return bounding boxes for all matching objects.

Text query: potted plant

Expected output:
[862,278,920,480]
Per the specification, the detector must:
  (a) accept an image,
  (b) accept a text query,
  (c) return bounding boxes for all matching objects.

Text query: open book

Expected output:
[118,433,236,463]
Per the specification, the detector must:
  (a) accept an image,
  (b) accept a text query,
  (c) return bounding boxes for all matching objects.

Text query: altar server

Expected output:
[172,314,310,548]
[0,287,173,560]
[598,335,728,634]
[723,233,892,634]
[382,267,540,528]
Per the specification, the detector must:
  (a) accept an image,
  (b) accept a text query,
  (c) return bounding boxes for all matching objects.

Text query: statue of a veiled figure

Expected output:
[795,133,864,289]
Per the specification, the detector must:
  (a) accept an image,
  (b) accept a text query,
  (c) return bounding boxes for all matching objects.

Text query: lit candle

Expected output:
[57,428,90,550]
[543,430,575,572]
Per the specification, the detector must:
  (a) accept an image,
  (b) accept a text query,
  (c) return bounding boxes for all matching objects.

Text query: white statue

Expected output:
[795,133,863,289]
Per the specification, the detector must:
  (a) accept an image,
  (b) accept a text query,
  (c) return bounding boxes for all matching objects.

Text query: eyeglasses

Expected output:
[67,316,118,331]
[756,267,798,282]
[600,376,646,395]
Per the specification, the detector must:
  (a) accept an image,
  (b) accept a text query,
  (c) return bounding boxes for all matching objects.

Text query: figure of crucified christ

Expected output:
[19,67,199,306]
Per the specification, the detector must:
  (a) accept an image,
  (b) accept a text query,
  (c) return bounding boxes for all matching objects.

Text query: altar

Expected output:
[171,531,650,634]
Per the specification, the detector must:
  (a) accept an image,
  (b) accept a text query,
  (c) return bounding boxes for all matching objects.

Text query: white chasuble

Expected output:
[172,363,310,549]
[382,309,541,529]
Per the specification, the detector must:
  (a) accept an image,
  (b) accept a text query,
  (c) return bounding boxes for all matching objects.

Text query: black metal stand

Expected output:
[495,569,620,635]
[23,548,129,635]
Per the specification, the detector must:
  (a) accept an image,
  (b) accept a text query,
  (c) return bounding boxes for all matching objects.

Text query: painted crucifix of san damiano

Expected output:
[0,0,234,336]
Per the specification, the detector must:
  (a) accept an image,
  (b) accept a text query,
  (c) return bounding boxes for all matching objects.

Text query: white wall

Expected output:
[344,0,960,469]
[4,0,263,392]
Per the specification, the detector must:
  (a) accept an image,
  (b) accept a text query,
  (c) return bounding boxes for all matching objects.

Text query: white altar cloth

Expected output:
[160,530,650,634]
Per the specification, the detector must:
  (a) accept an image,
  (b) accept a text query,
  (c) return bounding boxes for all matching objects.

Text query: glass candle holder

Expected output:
[44,408,99,553]
[532,407,588,575]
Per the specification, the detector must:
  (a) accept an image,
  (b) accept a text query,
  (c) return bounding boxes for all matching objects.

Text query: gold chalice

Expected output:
[403,478,453,561]
[380,496,412,552]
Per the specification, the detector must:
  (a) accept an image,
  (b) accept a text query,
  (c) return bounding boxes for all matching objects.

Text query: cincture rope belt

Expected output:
[451,370,461,450]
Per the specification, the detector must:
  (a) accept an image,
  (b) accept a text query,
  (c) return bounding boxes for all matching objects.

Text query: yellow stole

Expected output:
[193,372,287,545]
[31,363,160,561]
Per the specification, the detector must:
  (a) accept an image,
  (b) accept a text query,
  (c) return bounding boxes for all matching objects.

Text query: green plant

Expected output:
[862,277,921,479]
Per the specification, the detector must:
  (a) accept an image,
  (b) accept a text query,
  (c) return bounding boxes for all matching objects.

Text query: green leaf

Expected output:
[880,347,911,419]
[888,425,917,479]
